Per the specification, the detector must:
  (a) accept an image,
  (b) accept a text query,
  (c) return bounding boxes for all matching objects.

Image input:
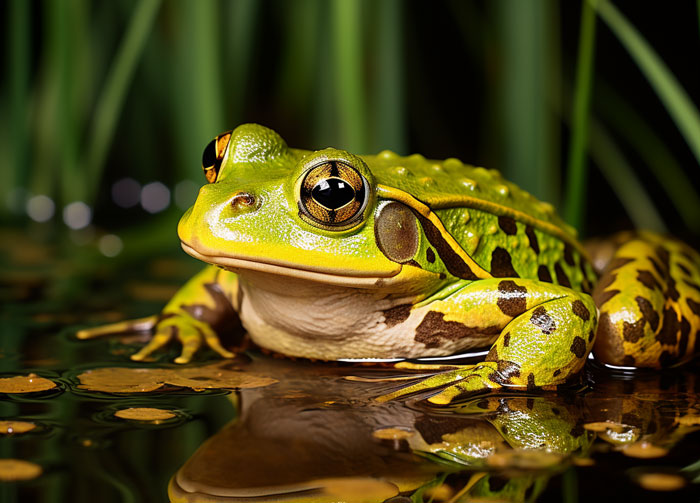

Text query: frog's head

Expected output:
[178,124,445,292]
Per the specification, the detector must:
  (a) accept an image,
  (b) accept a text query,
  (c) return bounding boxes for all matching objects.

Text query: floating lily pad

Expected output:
[621,441,668,459]
[0,421,36,435]
[0,374,56,393]
[0,459,42,481]
[77,362,278,393]
[637,472,686,491]
[115,407,177,422]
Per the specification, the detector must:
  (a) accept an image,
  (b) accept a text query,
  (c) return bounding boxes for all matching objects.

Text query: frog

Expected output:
[78,123,700,404]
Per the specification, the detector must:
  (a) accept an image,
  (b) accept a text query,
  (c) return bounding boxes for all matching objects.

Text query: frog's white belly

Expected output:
[236,272,490,360]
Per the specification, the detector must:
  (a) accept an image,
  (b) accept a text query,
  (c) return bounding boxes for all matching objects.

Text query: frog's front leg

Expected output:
[77,266,240,363]
[379,279,597,404]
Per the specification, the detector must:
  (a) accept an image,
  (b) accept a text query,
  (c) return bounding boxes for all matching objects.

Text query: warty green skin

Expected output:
[78,123,700,403]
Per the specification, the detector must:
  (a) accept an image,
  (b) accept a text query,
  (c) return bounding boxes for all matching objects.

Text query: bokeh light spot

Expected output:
[141,182,170,214]
[111,178,141,208]
[26,195,55,222]
[63,201,92,230]
[98,234,123,257]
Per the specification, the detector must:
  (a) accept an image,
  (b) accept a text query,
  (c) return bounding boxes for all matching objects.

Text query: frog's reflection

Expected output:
[168,355,700,502]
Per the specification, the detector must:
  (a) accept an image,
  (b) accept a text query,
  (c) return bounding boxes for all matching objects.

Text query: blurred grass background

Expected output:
[2,0,700,259]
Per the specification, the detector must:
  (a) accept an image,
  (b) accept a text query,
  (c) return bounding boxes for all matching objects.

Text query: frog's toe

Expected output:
[173,337,201,364]
[76,315,158,339]
[201,330,235,359]
[376,363,500,403]
[130,328,173,361]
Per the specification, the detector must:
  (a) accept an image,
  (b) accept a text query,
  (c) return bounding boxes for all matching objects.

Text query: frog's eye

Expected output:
[201,130,232,183]
[298,160,369,230]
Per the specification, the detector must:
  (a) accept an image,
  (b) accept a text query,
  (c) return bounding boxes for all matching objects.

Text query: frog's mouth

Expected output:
[180,241,404,288]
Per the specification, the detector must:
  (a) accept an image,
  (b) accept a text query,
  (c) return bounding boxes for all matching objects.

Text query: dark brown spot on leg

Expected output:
[623,318,645,343]
[503,332,511,347]
[588,329,595,342]
[487,360,521,385]
[656,246,670,268]
[564,244,575,266]
[553,369,561,377]
[656,307,680,345]
[637,269,661,290]
[594,289,620,306]
[572,300,590,321]
[684,280,700,294]
[426,247,436,263]
[414,311,501,348]
[650,257,667,280]
[666,278,680,302]
[538,265,553,283]
[607,257,635,272]
[531,306,556,335]
[383,304,412,328]
[498,216,517,235]
[678,263,692,276]
[555,262,571,288]
[491,247,519,278]
[570,336,587,358]
[688,298,700,316]
[497,280,528,317]
[526,226,539,254]
[636,296,660,332]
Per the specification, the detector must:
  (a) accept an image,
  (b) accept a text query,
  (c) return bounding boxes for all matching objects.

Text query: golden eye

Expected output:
[298,160,369,230]
[201,130,232,183]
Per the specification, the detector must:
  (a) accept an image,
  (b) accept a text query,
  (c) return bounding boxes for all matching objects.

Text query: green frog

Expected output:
[79,124,700,404]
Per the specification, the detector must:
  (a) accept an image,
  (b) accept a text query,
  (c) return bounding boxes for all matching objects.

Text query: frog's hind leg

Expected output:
[592,232,700,368]
[378,279,597,404]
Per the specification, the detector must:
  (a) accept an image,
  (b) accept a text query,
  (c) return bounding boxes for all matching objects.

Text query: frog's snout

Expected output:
[229,191,259,214]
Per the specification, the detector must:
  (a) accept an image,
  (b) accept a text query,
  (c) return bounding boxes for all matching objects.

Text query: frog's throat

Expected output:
[181,241,416,288]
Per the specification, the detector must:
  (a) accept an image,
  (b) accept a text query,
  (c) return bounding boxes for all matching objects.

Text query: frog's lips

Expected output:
[180,241,401,288]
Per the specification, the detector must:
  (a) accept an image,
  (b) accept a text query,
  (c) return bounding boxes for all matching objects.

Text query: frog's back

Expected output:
[365,151,596,293]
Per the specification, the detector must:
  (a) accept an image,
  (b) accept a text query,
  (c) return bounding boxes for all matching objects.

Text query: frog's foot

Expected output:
[376,362,501,404]
[592,232,700,368]
[77,313,235,364]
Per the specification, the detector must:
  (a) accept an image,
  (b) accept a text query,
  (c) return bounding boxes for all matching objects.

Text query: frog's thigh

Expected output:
[482,284,597,388]
[593,236,700,368]
[439,278,597,384]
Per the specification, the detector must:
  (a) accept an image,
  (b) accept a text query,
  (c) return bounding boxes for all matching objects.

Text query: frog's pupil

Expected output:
[202,139,217,168]
[312,178,355,209]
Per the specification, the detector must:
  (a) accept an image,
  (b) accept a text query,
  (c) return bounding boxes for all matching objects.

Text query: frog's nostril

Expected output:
[230,192,257,212]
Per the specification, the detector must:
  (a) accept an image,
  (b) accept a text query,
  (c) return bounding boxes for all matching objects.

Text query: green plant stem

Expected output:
[371,0,406,155]
[84,0,162,200]
[7,0,30,207]
[596,80,700,232]
[588,117,666,232]
[564,0,597,231]
[595,0,700,166]
[332,0,368,152]
[496,0,558,205]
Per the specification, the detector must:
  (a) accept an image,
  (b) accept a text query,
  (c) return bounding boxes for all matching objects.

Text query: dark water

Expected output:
[2,231,700,502]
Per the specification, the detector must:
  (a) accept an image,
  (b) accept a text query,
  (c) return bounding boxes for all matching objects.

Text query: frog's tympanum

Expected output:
[79,124,700,403]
